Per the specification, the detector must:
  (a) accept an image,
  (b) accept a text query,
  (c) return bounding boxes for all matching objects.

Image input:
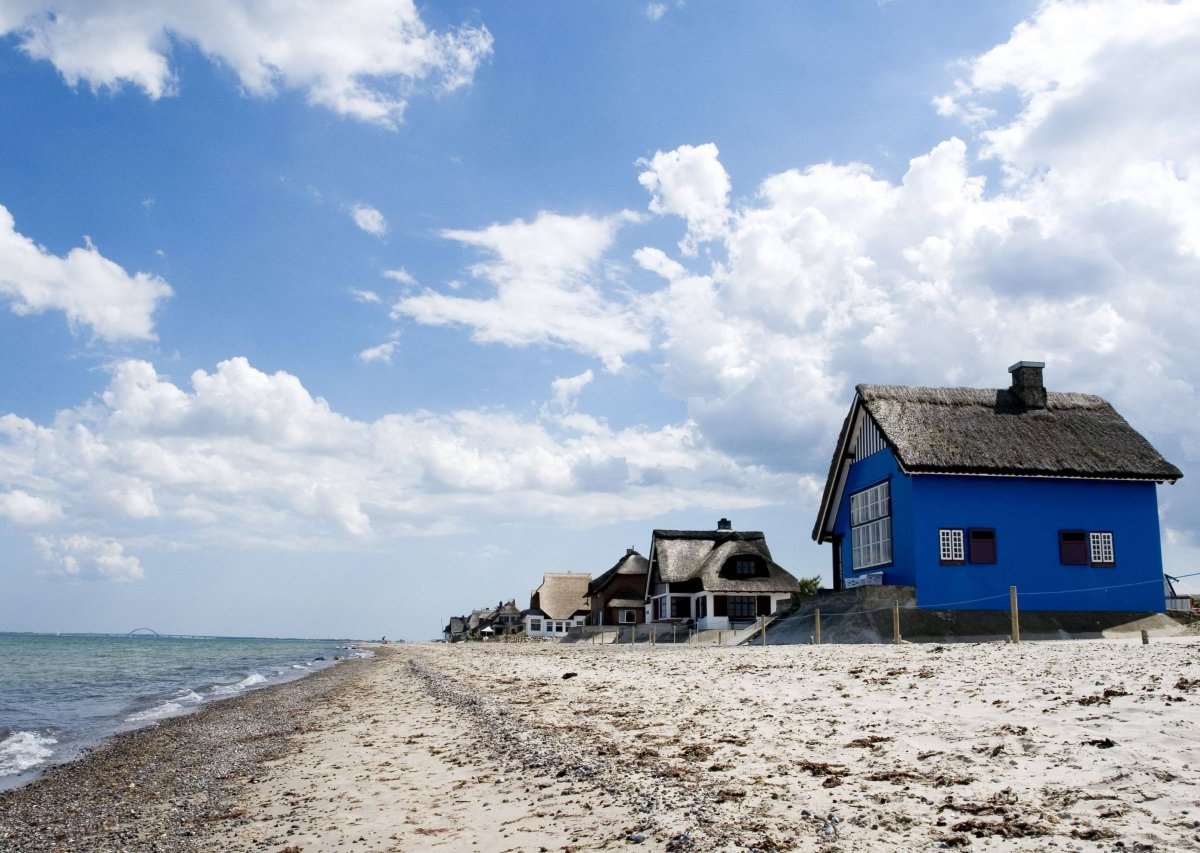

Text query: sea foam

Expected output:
[124,688,206,723]
[210,672,267,696]
[0,730,57,777]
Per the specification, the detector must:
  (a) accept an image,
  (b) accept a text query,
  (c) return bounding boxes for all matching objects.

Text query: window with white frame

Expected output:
[530,619,541,631]
[1089,532,1115,567]
[850,481,891,570]
[939,528,964,564]
[619,609,636,624]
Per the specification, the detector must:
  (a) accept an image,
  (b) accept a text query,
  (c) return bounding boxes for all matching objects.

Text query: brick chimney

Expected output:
[1008,361,1047,409]
[717,518,732,531]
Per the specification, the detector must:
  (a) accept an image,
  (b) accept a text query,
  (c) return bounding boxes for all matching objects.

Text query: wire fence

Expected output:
[787,571,1200,623]
[581,570,1200,647]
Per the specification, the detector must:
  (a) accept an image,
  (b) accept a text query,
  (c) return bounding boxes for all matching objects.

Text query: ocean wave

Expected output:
[125,700,185,723]
[123,688,206,723]
[0,731,57,777]
[209,672,268,696]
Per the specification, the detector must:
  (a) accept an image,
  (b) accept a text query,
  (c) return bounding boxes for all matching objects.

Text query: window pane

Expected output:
[1090,532,1114,565]
[727,596,756,618]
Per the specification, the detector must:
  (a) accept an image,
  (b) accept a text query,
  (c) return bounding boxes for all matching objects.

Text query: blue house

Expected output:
[812,362,1183,613]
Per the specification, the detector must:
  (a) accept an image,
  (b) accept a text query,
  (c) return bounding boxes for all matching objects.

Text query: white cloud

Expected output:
[383,267,417,286]
[0,490,60,525]
[349,288,382,304]
[358,341,397,363]
[638,142,731,254]
[392,211,648,371]
[550,369,594,410]
[0,0,493,127]
[351,203,388,237]
[0,357,786,566]
[34,534,144,582]
[644,1,683,21]
[0,203,172,340]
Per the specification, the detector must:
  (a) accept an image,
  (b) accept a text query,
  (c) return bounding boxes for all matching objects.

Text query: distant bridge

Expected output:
[127,627,160,637]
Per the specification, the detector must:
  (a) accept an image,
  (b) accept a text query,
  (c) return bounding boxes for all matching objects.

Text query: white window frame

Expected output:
[939,528,964,564]
[1089,532,1115,566]
[850,481,892,570]
[619,609,636,624]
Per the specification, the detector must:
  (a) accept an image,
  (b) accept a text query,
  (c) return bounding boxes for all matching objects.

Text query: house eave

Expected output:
[903,469,1177,483]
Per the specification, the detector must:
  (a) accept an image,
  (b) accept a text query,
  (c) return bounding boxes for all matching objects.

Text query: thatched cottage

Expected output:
[645,520,800,630]
[524,572,591,637]
[588,548,649,626]
[812,361,1182,612]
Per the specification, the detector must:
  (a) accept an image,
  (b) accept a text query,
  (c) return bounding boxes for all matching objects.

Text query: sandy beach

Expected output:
[4,638,1200,852]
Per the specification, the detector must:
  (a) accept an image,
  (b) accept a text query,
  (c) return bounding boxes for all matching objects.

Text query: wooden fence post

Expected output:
[1009,585,1020,644]
[761,615,767,648]
[814,609,821,645]
[892,601,901,645]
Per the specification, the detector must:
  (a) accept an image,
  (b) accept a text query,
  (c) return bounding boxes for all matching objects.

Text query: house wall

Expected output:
[695,592,791,630]
[835,448,917,586]
[590,574,647,624]
[834,448,1167,612]
[524,613,587,637]
[910,475,1165,613]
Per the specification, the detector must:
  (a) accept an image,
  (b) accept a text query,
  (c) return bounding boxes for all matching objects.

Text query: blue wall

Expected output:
[835,449,1166,612]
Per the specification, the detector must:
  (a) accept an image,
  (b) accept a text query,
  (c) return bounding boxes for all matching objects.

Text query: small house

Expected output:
[811,362,1183,612]
[524,572,591,637]
[442,616,467,642]
[588,548,650,626]
[466,605,497,640]
[645,519,800,630]
[493,600,524,637]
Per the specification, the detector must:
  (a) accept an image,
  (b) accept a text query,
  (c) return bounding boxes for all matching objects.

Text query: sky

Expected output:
[1,0,1198,640]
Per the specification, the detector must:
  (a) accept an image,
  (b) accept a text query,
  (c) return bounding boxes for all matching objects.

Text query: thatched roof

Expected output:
[813,379,1182,542]
[588,549,649,596]
[860,384,1182,480]
[650,530,800,594]
[531,572,591,620]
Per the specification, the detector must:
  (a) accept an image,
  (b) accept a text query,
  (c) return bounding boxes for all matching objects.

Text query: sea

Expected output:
[0,632,370,791]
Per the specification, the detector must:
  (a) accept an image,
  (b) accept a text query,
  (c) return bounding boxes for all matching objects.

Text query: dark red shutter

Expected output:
[969,529,996,564]
[1059,530,1087,565]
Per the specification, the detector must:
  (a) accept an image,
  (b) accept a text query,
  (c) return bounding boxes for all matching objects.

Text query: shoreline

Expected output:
[0,652,376,851]
[0,634,359,793]
[4,638,1200,851]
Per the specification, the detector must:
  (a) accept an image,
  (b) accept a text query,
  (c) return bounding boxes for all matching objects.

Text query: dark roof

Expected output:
[649,530,800,594]
[860,384,1182,480]
[813,382,1183,541]
[588,550,649,596]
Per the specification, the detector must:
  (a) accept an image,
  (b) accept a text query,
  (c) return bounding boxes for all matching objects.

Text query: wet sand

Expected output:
[4,639,1200,851]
